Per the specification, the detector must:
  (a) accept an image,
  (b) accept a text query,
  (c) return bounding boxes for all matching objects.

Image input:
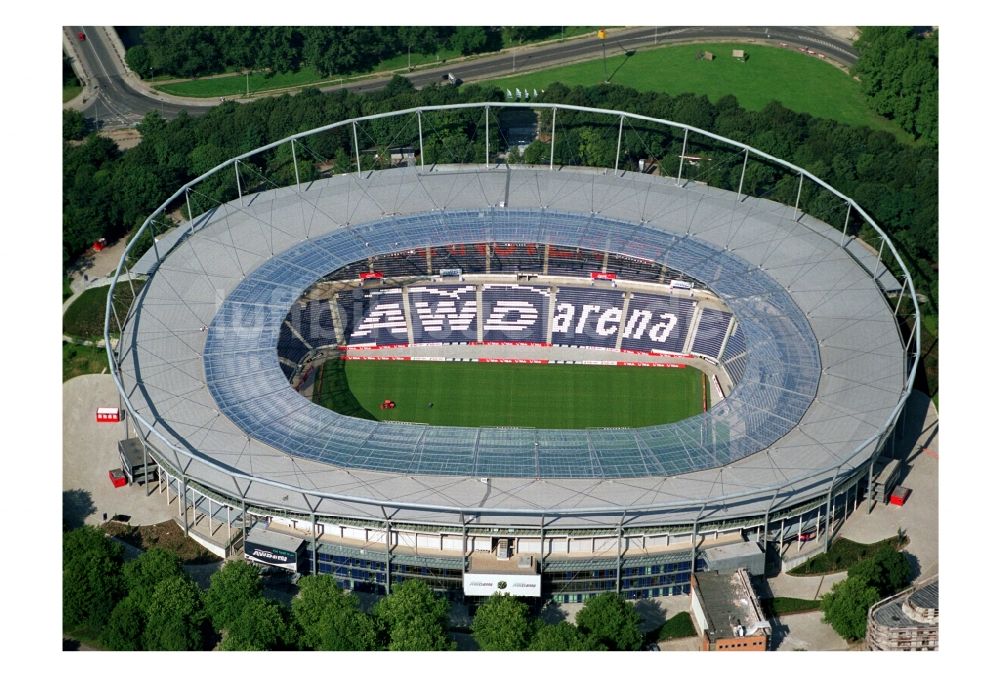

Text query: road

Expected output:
[65,26,857,130]
[65,26,201,127]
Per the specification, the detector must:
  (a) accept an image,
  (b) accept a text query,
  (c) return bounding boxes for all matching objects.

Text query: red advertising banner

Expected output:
[342,343,409,350]
[341,356,411,361]
[359,271,384,279]
[615,362,685,368]
[476,341,550,347]
[590,271,617,280]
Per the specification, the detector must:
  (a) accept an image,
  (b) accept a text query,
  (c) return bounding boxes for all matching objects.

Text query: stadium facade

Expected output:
[106,103,919,602]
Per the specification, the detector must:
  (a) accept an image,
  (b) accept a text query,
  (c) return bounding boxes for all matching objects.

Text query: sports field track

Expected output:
[313,359,707,429]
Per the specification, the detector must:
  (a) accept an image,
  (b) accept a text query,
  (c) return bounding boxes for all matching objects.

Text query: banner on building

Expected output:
[462,573,542,597]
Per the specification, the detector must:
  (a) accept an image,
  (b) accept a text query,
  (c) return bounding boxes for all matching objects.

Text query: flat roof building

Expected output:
[690,569,770,651]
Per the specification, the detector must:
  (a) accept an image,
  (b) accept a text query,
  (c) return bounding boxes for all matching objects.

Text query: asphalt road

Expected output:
[66,26,857,129]
[66,26,196,127]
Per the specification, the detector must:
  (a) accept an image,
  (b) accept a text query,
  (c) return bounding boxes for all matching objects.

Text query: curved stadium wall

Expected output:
[105,103,919,600]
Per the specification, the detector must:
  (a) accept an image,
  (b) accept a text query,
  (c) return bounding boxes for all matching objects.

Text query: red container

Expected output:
[889,486,911,506]
[96,407,121,423]
[108,469,127,488]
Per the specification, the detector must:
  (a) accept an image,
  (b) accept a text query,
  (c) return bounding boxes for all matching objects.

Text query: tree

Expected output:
[292,575,378,651]
[102,596,146,651]
[399,26,450,55]
[125,44,152,78]
[471,593,532,650]
[450,26,489,55]
[143,576,206,651]
[848,545,912,597]
[529,621,599,651]
[383,74,415,98]
[373,579,455,651]
[122,547,186,609]
[575,592,643,651]
[63,109,87,141]
[204,560,264,632]
[63,526,124,634]
[820,575,880,642]
[221,597,289,651]
[852,27,937,142]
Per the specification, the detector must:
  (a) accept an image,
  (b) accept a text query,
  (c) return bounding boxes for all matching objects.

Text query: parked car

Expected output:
[77,32,86,41]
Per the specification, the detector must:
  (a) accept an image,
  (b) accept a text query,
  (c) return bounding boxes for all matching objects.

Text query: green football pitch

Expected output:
[312,359,707,429]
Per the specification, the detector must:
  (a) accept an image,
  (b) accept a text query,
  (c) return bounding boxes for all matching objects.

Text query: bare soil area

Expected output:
[98,127,142,150]
[102,519,221,564]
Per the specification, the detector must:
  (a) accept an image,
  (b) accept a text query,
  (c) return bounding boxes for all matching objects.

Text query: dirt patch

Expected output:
[102,519,222,564]
[98,128,142,151]
[819,26,860,43]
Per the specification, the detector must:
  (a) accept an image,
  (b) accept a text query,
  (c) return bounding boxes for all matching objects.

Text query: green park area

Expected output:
[63,281,145,342]
[155,65,365,98]
[488,42,909,141]
[63,342,109,381]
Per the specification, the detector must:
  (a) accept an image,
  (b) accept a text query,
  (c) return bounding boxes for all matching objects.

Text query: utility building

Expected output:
[690,568,770,651]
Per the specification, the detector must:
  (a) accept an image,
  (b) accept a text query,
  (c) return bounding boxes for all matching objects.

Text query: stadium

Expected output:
[106,102,919,602]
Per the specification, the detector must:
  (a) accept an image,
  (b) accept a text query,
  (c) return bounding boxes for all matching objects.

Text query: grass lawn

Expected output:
[487,42,910,142]
[313,359,705,428]
[63,84,82,103]
[154,46,466,98]
[653,611,697,640]
[63,281,144,341]
[156,66,344,98]
[63,342,110,381]
[787,535,908,576]
[761,596,822,616]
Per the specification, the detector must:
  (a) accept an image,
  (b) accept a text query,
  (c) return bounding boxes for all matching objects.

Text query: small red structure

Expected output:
[108,469,127,488]
[92,238,107,252]
[889,486,912,506]
[96,407,121,423]
[380,399,396,410]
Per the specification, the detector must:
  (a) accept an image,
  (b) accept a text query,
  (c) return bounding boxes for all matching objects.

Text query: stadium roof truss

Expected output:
[106,103,919,528]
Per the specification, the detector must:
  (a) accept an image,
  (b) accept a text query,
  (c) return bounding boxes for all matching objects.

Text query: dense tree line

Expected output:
[63,74,937,309]
[62,78,499,268]
[852,27,938,144]
[471,591,644,651]
[125,26,503,79]
[64,529,650,652]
